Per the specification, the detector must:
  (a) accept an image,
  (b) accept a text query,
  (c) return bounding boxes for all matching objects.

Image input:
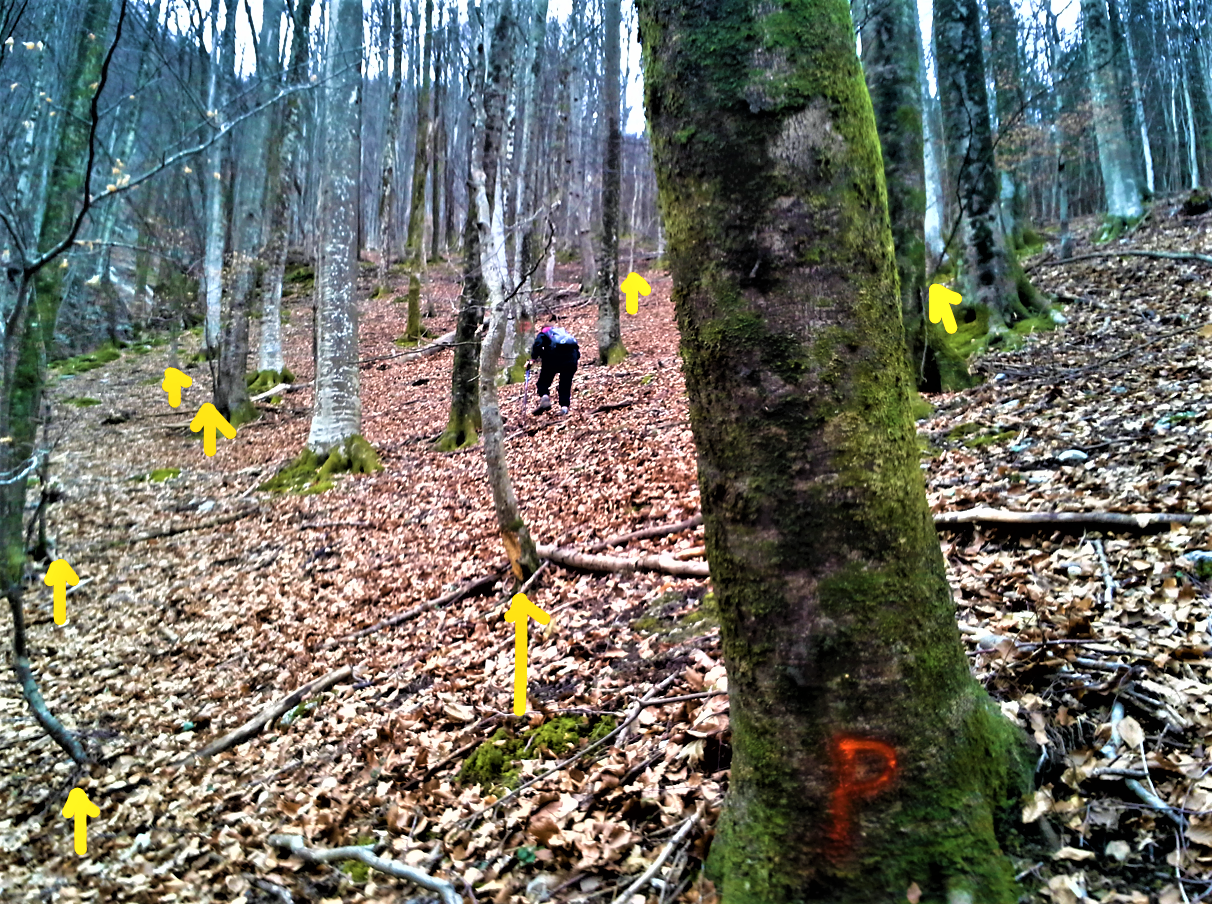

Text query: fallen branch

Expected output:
[251,381,306,402]
[1026,248,1212,272]
[358,330,457,367]
[536,543,709,578]
[591,399,637,413]
[327,568,505,646]
[267,835,460,904]
[615,811,701,904]
[586,515,703,554]
[189,665,354,761]
[129,506,261,543]
[934,507,1206,531]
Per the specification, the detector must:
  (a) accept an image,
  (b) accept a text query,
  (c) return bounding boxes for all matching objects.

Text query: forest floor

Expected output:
[2,202,1212,904]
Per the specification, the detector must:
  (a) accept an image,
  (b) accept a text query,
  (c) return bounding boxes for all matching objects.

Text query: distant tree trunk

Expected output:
[202,2,234,356]
[1104,0,1147,193]
[435,1,488,453]
[568,0,596,293]
[214,0,280,426]
[429,2,446,262]
[986,0,1028,246]
[308,0,363,452]
[377,0,404,295]
[402,0,435,341]
[1081,0,1144,220]
[638,1,1033,898]
[861,0,962,390]
[920,38,946,264]
[595,0,625,365]
[935,0,1043,336]
[260,0,313,374]
[1119,0,1154,193]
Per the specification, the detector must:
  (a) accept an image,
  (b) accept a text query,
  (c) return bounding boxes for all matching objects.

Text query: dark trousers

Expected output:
[536,345,579,408]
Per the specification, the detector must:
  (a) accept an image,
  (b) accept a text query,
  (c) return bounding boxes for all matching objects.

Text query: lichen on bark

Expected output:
[637,0,1034,898]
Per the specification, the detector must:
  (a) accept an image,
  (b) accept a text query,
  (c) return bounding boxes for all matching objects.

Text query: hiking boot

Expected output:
[532,394,552,415]
[559,407,569,416]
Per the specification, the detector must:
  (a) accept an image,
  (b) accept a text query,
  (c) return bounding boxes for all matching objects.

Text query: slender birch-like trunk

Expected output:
[308,0,363,451]
[595,0,625,365]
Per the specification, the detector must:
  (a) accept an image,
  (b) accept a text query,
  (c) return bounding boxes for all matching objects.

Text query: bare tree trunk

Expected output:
[429,2,446,262]
[260,0,313,374]
[402,0,435,340]
[1082,0,1144,220]
[376,0,405,295]
[595,0,625,365]
[308,0,363,452]
[202,2,234,356]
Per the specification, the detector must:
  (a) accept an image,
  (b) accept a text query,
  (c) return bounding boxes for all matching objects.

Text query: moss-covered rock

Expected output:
[1181,189,1212,217]
[129,467,181,483]
[259,436,382,495]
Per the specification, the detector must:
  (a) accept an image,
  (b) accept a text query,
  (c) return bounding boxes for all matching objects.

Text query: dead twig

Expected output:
[186,665,355,762]
[267,835,461,904]
[614,810,701,904]
[129,506,261,543]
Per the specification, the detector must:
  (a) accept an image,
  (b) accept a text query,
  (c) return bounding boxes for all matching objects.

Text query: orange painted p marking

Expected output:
[828,736,897,856]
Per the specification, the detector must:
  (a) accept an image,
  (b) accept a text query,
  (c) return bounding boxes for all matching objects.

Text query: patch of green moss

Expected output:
[259,436,382,495]
[245,369,294,395]
[51,343,121,376]
[909,393,934,422]
[632,591,719,644]
[457,716,613,791]
[963,429,1016,448]
[285,264,314,287]
[947,422,982,439]
[338,839,377,883]
[62,397,102,407]
[129,467,181,483]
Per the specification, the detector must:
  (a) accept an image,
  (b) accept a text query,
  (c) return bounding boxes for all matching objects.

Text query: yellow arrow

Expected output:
[620,271,652,316]
[161,367,192,408]
[44,559,79,626]
[189,403,237,457]
[62,787,99,855]
[503,592,551,716]
[928,284,963,334]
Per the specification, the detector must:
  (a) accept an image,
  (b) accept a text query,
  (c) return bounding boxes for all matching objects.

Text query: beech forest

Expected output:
[4,0,1212,902]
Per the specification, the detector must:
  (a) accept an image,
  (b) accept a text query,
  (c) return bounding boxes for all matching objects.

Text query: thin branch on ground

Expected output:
[267,835,461,904]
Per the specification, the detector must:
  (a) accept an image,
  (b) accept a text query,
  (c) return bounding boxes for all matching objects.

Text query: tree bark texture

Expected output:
[308,0,363,452]
[595,0,626,365]
[377,0,405,293]
[638,1,1033,900]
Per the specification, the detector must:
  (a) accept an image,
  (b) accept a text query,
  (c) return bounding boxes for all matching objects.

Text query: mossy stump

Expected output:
[259,436,382,495]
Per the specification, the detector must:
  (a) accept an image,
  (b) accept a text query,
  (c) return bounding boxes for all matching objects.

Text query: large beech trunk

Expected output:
[637,1,1033,900]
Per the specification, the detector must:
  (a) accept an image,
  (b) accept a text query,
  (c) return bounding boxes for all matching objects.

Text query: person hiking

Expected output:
[527,320,580,415]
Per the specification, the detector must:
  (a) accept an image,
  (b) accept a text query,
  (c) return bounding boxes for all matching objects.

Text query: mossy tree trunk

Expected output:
[307,0,363,453]
[638,1,1033,900]
[595,0,626,366]
[859,0,962,391]
[1,0,116,767]
[935,0,1043,336]
[402,0,435,341]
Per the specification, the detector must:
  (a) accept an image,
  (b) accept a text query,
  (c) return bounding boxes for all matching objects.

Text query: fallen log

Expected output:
[357,330,457,367]
[268,835,461,904]
[536,543,709,577]
[1026,248,1212,272]
[934,507,1207,531]
[190,664,355,761]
